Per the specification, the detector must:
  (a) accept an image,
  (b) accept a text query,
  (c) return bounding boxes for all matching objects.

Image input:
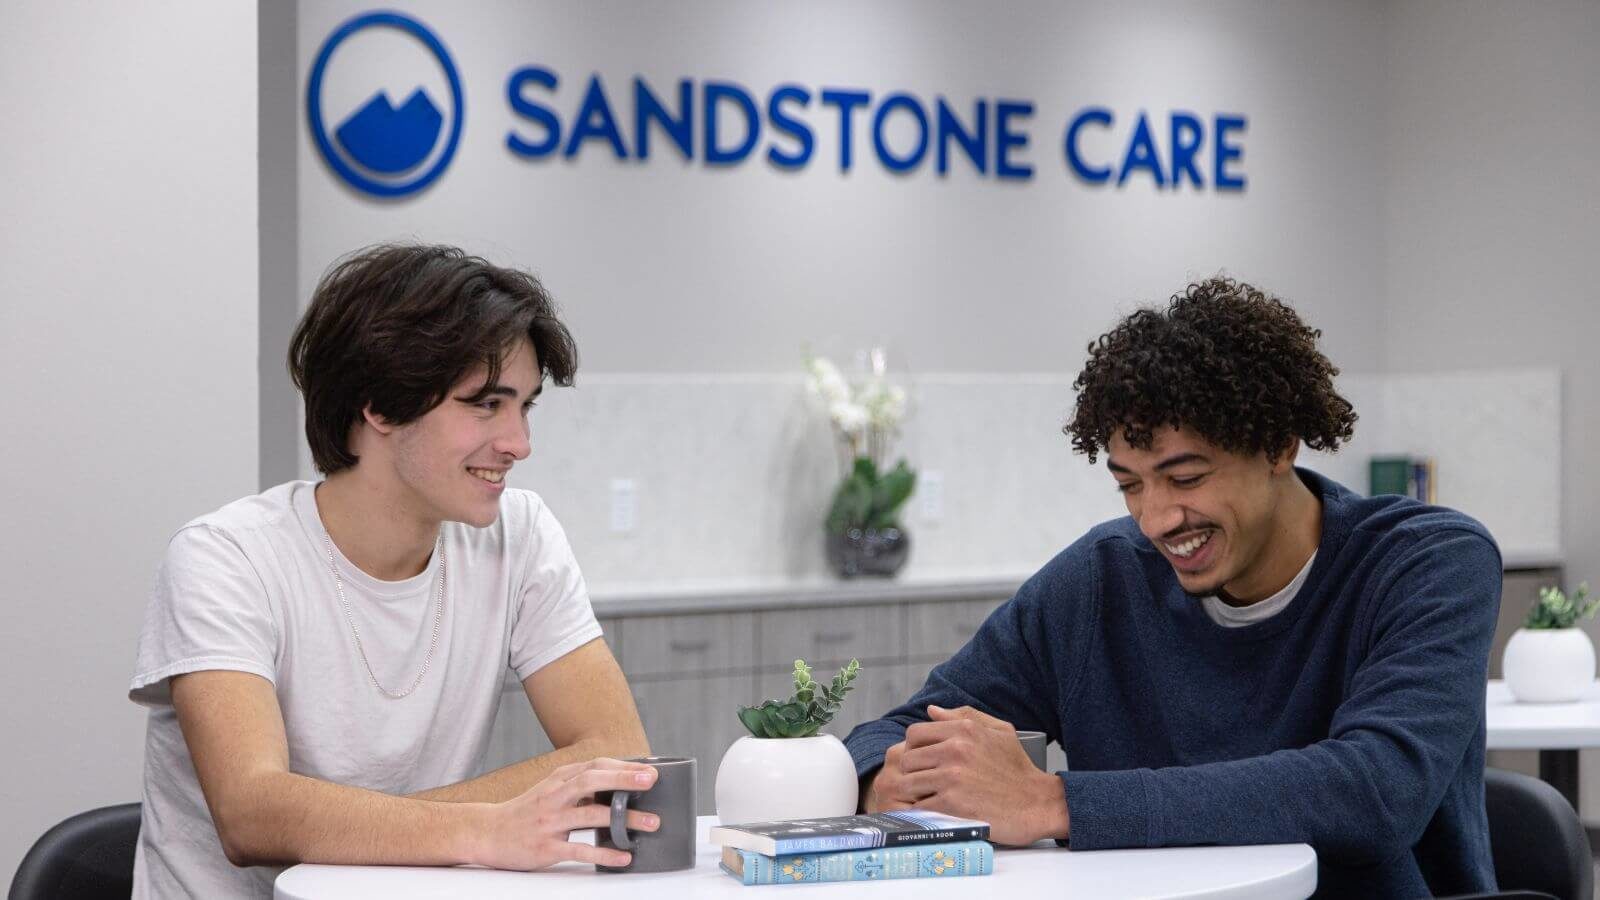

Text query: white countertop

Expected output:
[589,570,1030,616]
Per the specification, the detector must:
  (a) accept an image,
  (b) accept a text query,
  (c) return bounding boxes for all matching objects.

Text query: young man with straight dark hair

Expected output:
[130,244,655,898]
[845,278,1500,897]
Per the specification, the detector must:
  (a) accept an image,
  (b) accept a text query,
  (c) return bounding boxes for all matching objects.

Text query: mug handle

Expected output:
[608,790,634,850]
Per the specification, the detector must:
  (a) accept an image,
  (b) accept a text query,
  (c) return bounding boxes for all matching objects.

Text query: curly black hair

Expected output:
[1064,277,1356,463]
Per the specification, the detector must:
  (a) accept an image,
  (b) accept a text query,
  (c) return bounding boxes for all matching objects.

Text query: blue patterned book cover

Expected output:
[711,810,990,855]
[720,841,994,885]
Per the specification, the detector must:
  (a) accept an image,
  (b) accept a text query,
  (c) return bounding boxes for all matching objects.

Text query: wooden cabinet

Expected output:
[619,612,758,677]
[756,603,905,667]
[907,598,998,660]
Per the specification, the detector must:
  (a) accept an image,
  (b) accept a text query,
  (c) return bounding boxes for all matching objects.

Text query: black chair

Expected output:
[1449,767,1594,900]
[9,803,140,900]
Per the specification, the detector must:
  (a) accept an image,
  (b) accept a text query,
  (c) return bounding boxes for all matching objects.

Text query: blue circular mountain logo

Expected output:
[306,11,463,198]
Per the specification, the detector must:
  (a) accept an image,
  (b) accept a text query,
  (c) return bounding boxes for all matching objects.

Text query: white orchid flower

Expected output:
[806,356,852,407]
[829,400,869,436]
[858,380,907,429]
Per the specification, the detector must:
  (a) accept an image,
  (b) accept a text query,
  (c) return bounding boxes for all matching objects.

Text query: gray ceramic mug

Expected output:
[596,756,697,873]
[1016,731,1048,770]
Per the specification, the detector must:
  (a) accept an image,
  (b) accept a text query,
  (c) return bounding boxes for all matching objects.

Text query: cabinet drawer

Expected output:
[619,612,757,678]
[756,603,904,667]
[906,597,1006,659]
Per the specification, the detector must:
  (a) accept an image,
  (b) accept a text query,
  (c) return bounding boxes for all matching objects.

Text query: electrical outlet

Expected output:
[609,478,637,534]
[920,469,944,525]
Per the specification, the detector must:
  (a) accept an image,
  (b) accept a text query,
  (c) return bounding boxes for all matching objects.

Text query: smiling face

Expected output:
[1107,426,1309,602]
[385,336,542,528]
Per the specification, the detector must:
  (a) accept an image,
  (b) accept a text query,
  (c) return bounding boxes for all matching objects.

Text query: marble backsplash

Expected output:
[506,367,1561,590]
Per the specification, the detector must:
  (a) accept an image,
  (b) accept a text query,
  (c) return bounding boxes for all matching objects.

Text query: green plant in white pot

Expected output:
[1504,583,1596,703]
[715,659,861,825]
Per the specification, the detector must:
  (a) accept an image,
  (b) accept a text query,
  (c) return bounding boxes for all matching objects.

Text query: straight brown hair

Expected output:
[288,243,578,474]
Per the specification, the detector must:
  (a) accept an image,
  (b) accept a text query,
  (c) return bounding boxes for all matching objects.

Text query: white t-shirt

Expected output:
[127,481,601,899]
[1201,552,1318,627]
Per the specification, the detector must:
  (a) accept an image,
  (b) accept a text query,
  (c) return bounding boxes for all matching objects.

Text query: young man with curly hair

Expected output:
[845,278,1500,897]
[129,245,657,898]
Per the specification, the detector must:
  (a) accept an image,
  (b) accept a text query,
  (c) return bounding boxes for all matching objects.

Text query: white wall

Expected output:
[1380,0,1600,810]
[0,0,259,880]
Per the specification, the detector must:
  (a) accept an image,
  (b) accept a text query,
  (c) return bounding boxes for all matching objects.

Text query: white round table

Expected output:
[1485,678,1600,809]
[276,816,1316,899]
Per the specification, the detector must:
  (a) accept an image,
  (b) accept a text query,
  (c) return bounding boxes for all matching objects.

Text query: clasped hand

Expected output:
[865,705,1069,846]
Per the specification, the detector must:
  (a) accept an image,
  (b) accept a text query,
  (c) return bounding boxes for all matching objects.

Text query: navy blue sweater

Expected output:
[845,469,1500,897]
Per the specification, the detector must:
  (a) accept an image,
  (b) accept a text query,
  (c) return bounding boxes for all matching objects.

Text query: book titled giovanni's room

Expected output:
[710,811,990,855]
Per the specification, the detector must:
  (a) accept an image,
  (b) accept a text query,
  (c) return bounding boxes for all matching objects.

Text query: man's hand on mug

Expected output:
[471,757,660,871]
[890,704,1069,846]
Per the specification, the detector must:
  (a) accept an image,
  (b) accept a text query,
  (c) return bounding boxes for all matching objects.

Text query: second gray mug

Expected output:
[1016,730,1048,770]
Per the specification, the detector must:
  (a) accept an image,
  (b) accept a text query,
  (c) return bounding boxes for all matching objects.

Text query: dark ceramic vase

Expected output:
[825,527,911,577]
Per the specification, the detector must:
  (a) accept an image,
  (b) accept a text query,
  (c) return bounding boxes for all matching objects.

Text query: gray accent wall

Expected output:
[1379,0,1600,815]
[260,0,300,489]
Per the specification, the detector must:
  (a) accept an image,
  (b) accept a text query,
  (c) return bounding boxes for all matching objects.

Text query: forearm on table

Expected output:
[217,770,489,868]
[1063,732,1449,860]
[409,731,649,803]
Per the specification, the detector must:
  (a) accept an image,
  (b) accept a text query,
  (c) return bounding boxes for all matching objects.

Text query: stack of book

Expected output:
[710,810,994,886]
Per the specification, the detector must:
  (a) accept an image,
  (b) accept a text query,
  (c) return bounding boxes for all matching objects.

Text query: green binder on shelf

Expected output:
[1369,457,1414,497]
[1369,456,1436,502]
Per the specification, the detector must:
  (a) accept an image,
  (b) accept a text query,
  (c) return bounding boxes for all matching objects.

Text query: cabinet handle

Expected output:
[668,639,711,653]
[813,630,856,645]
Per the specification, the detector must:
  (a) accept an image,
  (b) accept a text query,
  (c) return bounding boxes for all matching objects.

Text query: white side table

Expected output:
[1485,678,1600,809]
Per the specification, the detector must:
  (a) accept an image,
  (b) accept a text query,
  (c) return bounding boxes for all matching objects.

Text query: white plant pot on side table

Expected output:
[714,733,858,826]
[1504,627,1597,703]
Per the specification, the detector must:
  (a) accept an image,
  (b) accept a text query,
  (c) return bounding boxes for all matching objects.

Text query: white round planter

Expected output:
[1504,627,1596,703]
[714,734,859,826]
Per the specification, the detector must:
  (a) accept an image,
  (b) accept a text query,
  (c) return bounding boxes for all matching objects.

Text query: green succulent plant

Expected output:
[737,659,860,738]
[1524,583,1597,630]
